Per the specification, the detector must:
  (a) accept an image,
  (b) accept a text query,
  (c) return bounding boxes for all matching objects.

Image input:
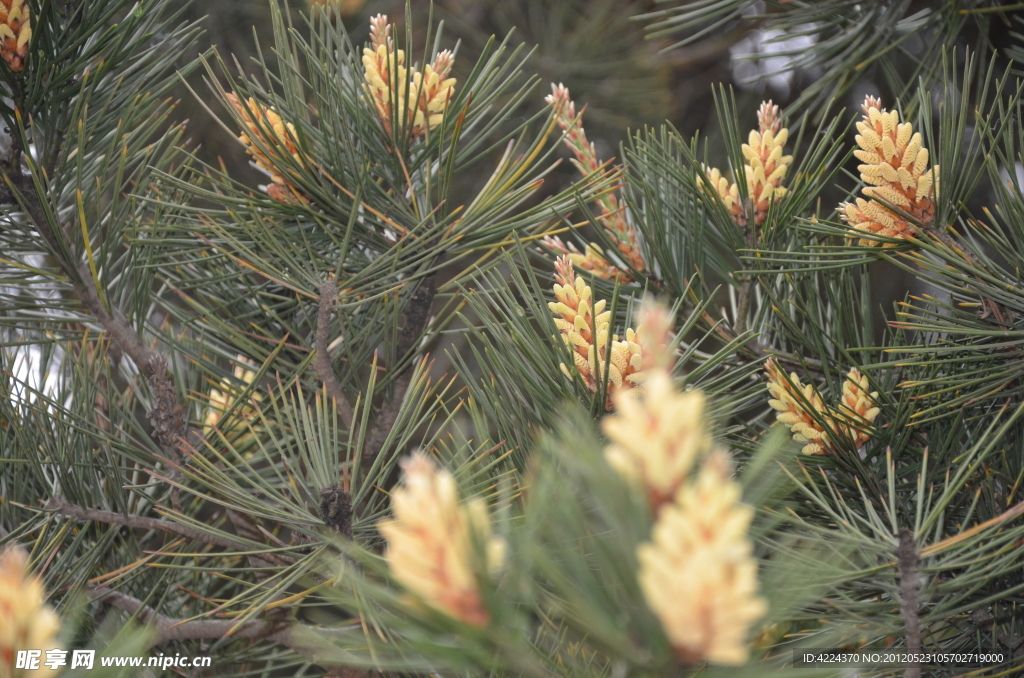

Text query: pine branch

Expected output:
[46,497,249,551]
[0,145,48,235]
[734,211,759,338]
[72,261,192,466]
[43,498,296,571]
[315,280,355,429]
[896,528,922,678]
[89,587,370,677]
[700,310,824,373]
[361,274,435,467]
[3,124,193,506]
[89,586,289,643]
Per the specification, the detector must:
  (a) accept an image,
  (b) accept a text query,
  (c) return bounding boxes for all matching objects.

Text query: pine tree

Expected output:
[3,1,1024,677]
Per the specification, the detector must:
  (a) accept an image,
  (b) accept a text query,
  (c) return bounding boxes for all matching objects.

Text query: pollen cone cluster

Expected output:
[765,358,879,455]
[203,356,263,437]
[637,452,767,666]
[0,0,30,72]
[602,317,765,666]
[703,101,791,228]
[546,84,645,277]
[1,546,61,678]
[226,93,307,204]
[840,96,938,246]
[549,256,646,409]
[362,15,456,142]
[603,371,713,511]
[834,368,882,447]
[379,453,505,627]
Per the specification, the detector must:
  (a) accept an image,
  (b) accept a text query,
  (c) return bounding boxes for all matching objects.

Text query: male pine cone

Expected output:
[840,96,938,246]
[1,546,61,678]
[764,358,879,455]
[0,0,31,72]
[548,256,646,408]
[379,453,505,627]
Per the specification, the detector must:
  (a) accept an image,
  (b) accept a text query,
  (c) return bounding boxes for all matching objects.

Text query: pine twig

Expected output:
[90,587,370,677]
[361,275,435,468]
[89,586,289,643]
[922,223,983,267]
[896,528,922,678]
[315,281,355,429]
[224,508,285,576]
[48,497,254,553]
[72,262,191,465]
[733,210,759,338]
[3,130,192,510]
[699,310,825,373]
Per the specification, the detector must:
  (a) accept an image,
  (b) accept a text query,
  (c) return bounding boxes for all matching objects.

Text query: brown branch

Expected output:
[2,138,192,483]
[361,275,435,468]
[73,262,191,470]
[362,370,412,468]
[923,223,984,267]
[699,310,824,373]
[90,587,371,677]
[47,496,249,552]
[90,586,289,643]
[315,280,354,429]
[733,208,758,338]
[0,145,52,245]
[73,263,157,374]
[734,278,753,338]
[896,528,922,678]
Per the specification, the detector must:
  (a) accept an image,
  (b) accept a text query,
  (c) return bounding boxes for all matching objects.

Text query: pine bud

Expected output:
[225,93,307,204]
[840,96,938,246]
[833,367,881,449]
[742,101,792,227]
[764,357,832,455]
[635,296,674,372]
[701,165,742,223]
[545,83,646,273]
[637,452,767,666]
[378,453,505,626]
[603,371,711,511]
[764,358,879,455]
[362,15,456,141]
[549,256,645,408]
[702,101,791,228]
[1,546,61,678]
[0,0,31,72]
